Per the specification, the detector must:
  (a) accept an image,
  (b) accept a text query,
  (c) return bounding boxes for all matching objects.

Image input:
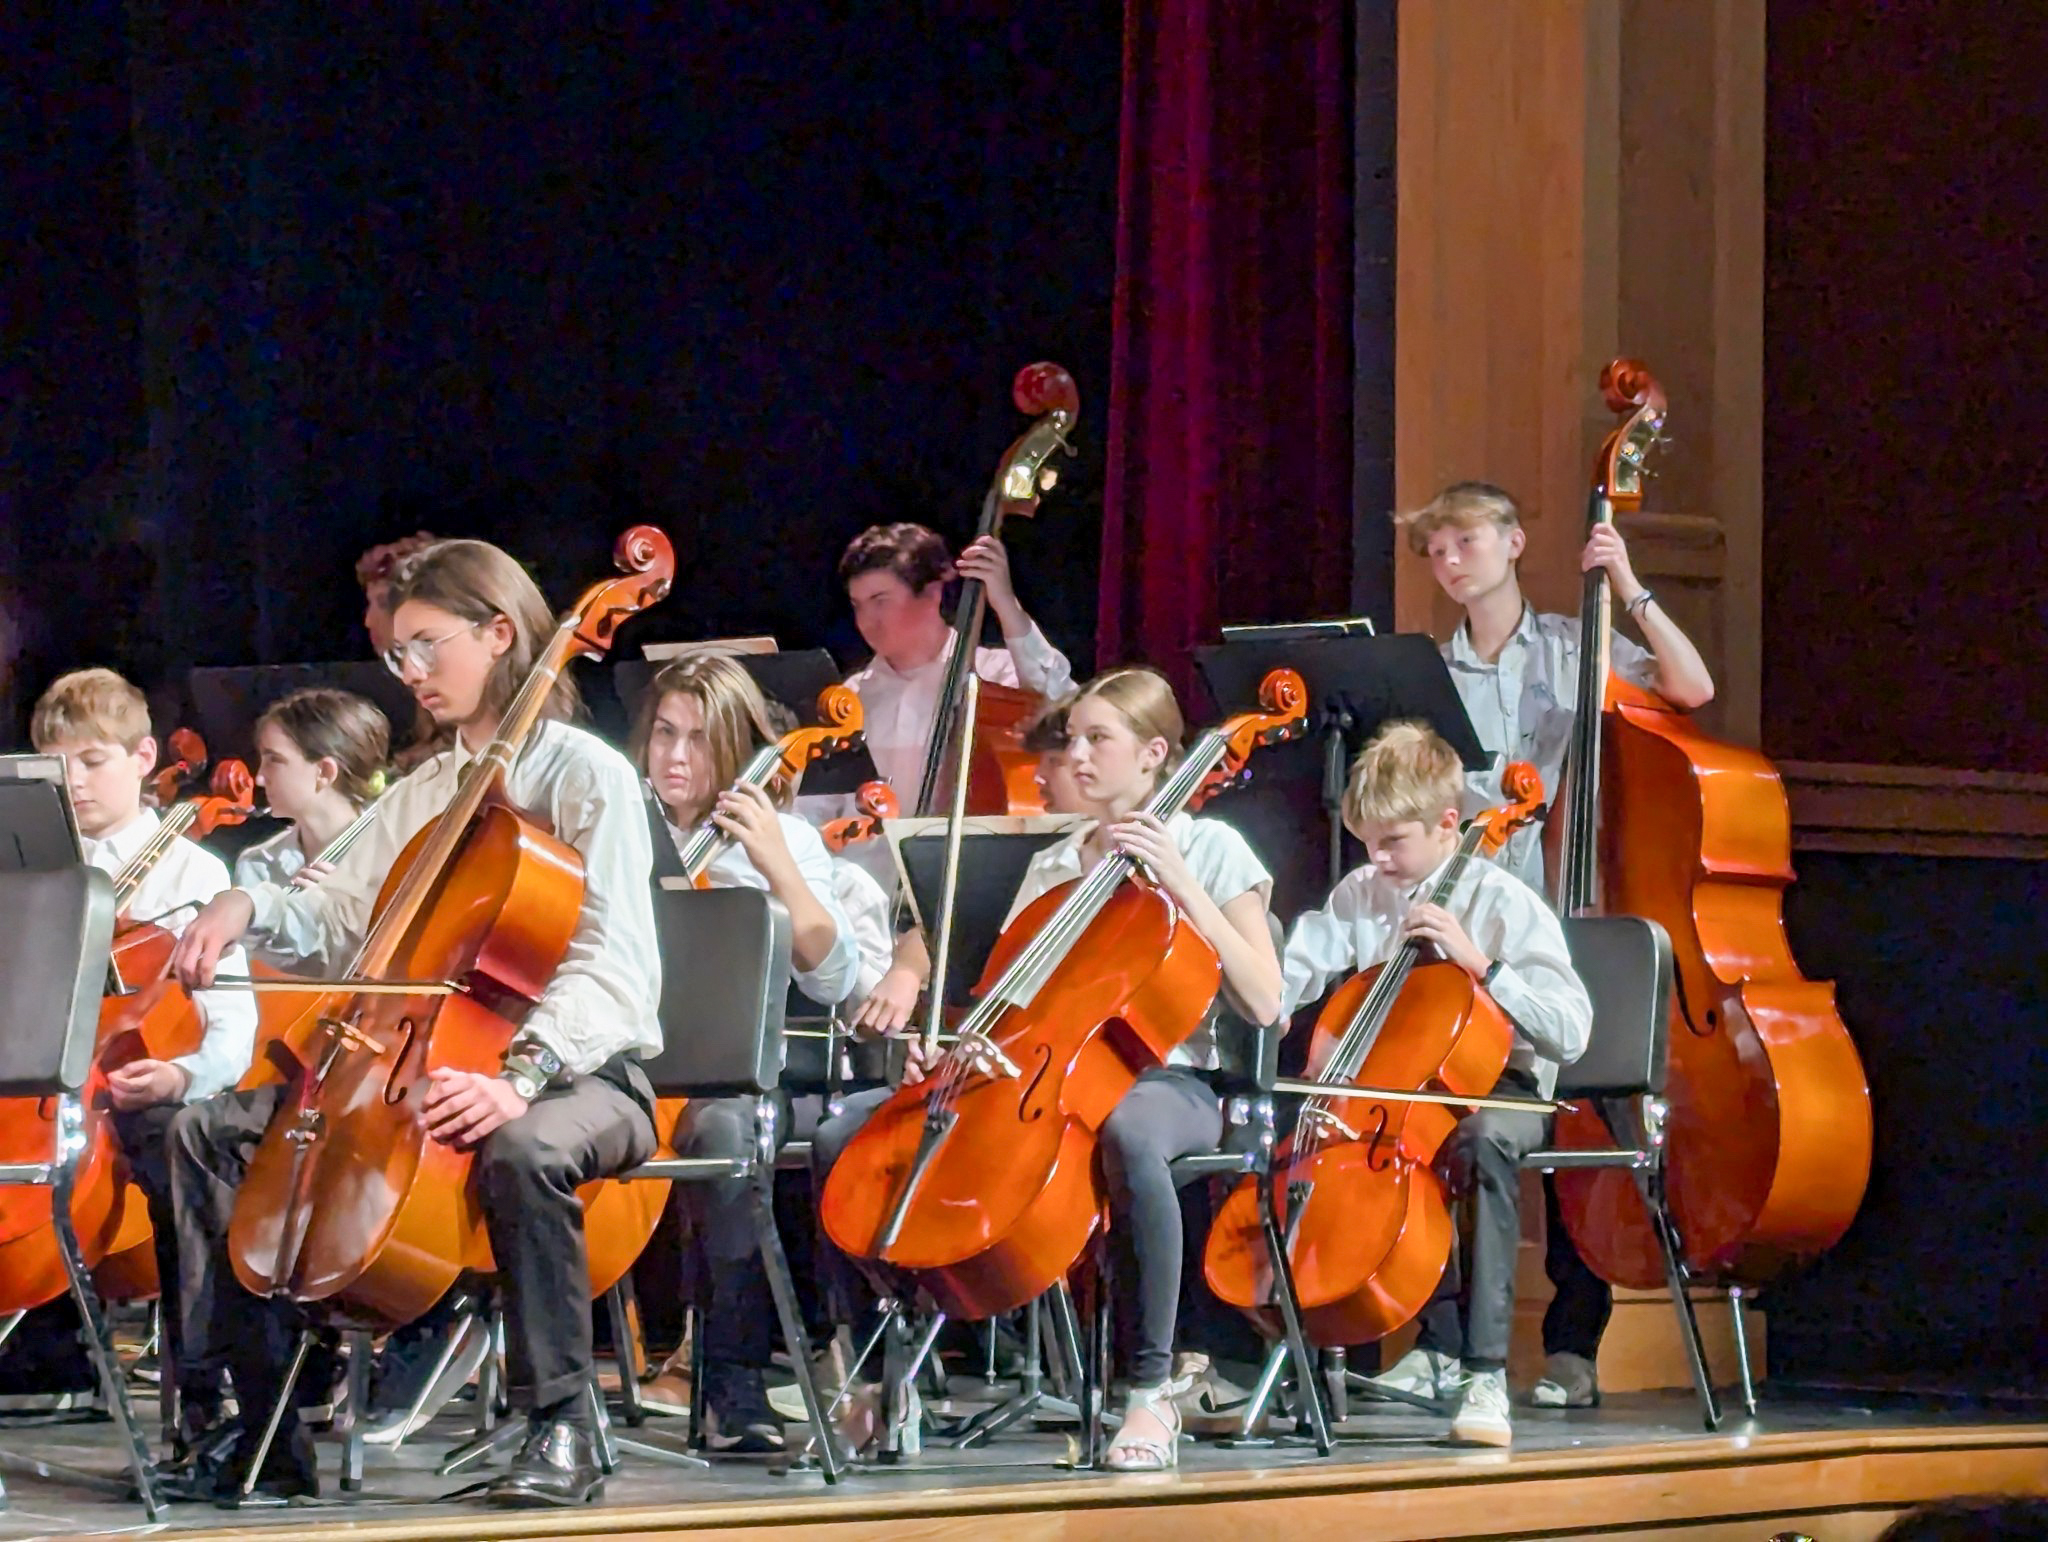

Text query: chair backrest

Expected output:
[1555,914,1674,1099]
[642,884,792,1097]
[0,867,116,1098]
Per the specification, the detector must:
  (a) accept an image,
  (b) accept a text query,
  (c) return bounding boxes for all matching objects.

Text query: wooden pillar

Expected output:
[1392,0,1768,1394]
[1394,0,1763,742]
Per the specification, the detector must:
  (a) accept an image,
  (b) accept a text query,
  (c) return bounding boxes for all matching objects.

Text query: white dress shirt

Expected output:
[1279,855,1592,1097]
[233,825,306,890]
[843,624,1075,798]
[243,719,662,1075]
[1001,812,1273,1071]
[86,810,258,1102]
[1442,607,1658,891]
[832,856,896,1005]
[665,810,859,1008]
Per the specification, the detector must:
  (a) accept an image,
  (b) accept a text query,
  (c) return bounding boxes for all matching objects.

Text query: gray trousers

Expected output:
[809,1067,1222,1389]
[169,1068,654,1429]
[1412,1078,1549,1370]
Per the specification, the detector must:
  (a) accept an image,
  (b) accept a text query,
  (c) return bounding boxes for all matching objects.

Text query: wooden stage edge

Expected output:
[120,1423,2048,1542]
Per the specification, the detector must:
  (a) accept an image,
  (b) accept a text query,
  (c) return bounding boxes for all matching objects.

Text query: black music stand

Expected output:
[187,663,421,767]
[1196,632,1487,894]
[891,820,1073,1009]
[613,649,880,797]
[0,756,84,873]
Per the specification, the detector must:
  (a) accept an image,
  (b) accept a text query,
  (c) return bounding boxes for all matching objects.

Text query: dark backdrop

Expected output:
[1,1,1120,740]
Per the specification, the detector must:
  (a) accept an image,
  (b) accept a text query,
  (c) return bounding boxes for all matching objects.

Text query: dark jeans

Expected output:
[1412,1075,1549,1372]
[670,1092,821,1372]
[809,1068,1223,1390]
[1542,1172,1613,1360]
[169,1066,654,1436]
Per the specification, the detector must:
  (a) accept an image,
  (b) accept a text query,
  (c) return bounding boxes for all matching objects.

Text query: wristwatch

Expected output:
[500,1042,566,1104]
[1480,958,1505,991]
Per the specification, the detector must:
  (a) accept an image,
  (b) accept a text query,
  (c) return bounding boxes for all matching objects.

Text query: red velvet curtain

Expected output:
[1099,0,1354,700]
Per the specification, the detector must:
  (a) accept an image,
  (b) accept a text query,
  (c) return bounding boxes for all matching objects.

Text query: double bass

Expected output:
[225,527,675,1326]
[1203,768,1544,1345]
[0,758,257,1312]
[909,362,1080,821]
[1547,360,1872,1288]
[821,668,1307,1320]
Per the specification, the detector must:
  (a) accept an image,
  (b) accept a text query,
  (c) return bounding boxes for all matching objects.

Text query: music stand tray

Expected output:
[0,755,85,873]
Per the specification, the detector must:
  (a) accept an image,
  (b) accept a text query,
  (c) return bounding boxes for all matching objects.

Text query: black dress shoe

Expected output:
[485,1418,603,1508]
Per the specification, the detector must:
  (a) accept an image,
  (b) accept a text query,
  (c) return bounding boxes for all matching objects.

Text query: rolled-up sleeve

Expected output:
[787,819,859,1008]
[994,623,1076,700]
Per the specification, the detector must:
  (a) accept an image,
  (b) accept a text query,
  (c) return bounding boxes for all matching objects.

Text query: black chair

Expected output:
[605,884,846,1483]
[0,867,166,1520]
[1522,913,1731,1430]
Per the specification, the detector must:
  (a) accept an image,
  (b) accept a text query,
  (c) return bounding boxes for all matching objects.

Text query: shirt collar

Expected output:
[82,807,159,867]
[1446,604,1540,669]
[867,631,960,685]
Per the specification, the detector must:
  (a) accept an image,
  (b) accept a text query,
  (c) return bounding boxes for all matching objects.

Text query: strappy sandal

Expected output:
[1106,1381,1183,1472]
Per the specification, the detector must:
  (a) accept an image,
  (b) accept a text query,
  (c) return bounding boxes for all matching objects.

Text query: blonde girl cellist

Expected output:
[168,539,662,1508]
[811,667,1283,1471]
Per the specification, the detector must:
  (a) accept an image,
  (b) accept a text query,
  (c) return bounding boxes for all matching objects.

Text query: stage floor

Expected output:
[1,1386,2043,1542]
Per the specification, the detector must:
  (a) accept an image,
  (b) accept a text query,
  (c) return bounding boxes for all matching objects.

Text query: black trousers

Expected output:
[1412,1076,1549,1372]
[1541,1172,1613,1360]
[108,1102,220,1414]
[169,1067,654,1433]
[670,1092,822,1372]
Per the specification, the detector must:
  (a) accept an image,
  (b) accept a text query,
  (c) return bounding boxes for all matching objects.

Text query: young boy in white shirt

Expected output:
[1278,720,1592,1447]
[20,668,257,1431]
[1401,480,1715,1409]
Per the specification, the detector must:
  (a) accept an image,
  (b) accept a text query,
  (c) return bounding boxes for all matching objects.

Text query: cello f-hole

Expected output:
[1361,1104,1393,1171]
[382,1018,419,1105]
[1017,1043,1053,1122]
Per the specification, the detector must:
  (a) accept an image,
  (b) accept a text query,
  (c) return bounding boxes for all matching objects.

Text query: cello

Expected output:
[225,527,675,1326]
[0,761,258,1312]
[821,668,1306,1320]
[909,362,1080,820]
[1547,360,1872,1288]
[1203,768,1544,1345]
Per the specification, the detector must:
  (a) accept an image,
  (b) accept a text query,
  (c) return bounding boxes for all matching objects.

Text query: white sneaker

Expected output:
[1358,1347,1467,1411]
[1448,1368,1513,1447]
[1529,1351,1600,1408]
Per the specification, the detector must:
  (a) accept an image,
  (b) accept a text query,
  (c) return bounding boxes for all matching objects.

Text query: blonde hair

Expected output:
[1069,667,1186,776]
[256,688,392,807]
[1392,480,1522,556]
[31,668,151,753]
[388,539,579,724]
[631,653,781,807]
[1343,720,1463,833]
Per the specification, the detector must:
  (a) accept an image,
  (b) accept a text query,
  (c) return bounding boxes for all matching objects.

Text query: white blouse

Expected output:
[1001,812,1273,1071]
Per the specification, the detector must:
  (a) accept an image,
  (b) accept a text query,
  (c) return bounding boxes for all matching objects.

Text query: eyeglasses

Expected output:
[382,621,487,679]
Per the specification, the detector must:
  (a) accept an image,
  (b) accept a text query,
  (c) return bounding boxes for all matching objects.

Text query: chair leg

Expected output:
[53,1165,164,1521]
[1256,1166,1331,1454]
[750,1170,843,1483]
[605,1282,646,1428]
[1235,1340,1289,1441]
[340,1328,372,1492]
[1728,1286,1759,1418]
[1640,1179,1722,1432]
[1323,1348,1349,1425]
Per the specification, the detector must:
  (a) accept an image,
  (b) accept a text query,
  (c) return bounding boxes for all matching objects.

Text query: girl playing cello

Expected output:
[233,687,390,901]
[633,653,860,1451]
[169,538,662,1508]
[811,667,1284,1471]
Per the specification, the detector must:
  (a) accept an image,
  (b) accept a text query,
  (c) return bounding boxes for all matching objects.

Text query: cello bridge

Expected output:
[319,1014,386,1055]
[1303,1104,1362,1143]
